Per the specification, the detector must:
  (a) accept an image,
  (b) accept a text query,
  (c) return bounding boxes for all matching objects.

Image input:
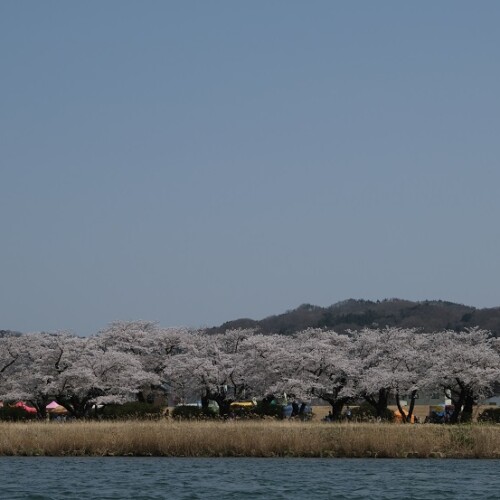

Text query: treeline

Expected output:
[210,299,500,336]
[1,322,499,424]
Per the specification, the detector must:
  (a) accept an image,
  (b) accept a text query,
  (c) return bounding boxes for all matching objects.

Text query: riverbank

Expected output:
[1,421,499,458]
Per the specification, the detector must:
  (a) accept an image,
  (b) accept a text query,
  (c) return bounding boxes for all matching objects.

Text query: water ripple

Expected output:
[0,457,499,499]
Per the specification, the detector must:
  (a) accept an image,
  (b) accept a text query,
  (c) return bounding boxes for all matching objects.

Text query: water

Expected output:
[0,457,499,499]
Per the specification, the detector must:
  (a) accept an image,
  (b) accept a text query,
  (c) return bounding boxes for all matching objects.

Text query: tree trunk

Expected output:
[29,397,51,420]
[365,388,390,419]
[449,391,465,424]
[407,390,418,422]
[330,400,346,421]
[203,390,230,416]
[318,394,350,421]
[395,393,407,423]
[58,395,94,418]
[461,392,475,423]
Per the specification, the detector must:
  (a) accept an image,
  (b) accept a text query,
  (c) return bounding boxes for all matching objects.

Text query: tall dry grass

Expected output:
[0,420,499,458]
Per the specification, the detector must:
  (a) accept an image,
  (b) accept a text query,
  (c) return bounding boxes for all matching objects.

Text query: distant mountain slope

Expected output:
[209,299,500,336]
[0,330,22,338]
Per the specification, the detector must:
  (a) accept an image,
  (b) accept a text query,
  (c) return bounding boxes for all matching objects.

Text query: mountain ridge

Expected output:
[209,298,500,336]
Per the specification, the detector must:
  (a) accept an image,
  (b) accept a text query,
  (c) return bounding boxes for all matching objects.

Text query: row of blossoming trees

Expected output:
[0,323,499,423]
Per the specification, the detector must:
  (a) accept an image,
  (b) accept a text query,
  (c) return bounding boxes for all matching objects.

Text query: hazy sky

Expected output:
[1,1,499,335]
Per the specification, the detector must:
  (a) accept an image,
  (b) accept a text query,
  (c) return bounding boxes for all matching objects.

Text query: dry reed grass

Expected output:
[0,420,499,458]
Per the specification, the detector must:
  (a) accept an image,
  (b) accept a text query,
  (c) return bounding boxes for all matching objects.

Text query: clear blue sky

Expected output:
[1,1,499,335]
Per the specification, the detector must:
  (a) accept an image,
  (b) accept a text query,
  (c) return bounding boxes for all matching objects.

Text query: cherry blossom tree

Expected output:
[98,321,188,402]
[352,328,434,422]
[2,320,499,424]
[350,328,434,420]
[390,331,435,422]
[267,329,357,419]
[165,329,261,414]
[0,334,23,388]
[0,332,77,418]
[235,332,292,399]
[350,328,396,419]
[2,331,158,418]
[427,328,500,423]
[53,336,158,417]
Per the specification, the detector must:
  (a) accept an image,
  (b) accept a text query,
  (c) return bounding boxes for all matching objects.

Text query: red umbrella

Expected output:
[12,401,37,414]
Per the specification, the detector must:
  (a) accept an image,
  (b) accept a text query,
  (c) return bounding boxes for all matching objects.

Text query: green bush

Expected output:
[99,402,164,420]
[253,401,283,419]
[172,405,202,419]
[171,405,219,419]
[0,406,37,421]
[478,407,500,423]
[350,403,394,422]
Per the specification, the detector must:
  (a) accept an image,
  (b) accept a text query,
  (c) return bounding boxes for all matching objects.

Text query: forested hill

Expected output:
[209,299,500,337]
[0,330,22,338]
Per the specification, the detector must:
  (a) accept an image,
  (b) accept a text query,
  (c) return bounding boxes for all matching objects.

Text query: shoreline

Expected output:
[0,420,499,458]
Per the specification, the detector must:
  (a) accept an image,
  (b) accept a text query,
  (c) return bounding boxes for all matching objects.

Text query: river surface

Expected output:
[1,457,499,499]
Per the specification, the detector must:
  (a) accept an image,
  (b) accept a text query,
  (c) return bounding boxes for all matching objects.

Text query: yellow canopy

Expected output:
[230,401,256,409]
[47,405,69,415]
